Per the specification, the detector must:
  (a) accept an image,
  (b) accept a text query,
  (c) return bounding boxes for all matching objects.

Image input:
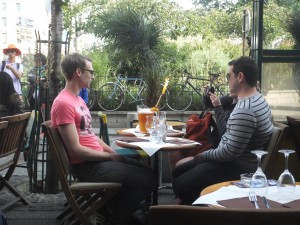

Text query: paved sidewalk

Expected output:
[2,172,175,225]
[1,128,176,224]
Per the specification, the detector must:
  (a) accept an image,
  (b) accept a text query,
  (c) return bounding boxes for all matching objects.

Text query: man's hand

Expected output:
[6,64,13,70]
[194,153,205,164]
[175,156,194,167]
[110,154,127,163]
[209,92,221,107]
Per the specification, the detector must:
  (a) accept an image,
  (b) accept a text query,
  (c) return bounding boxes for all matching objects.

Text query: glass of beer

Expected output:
[137,105,154,133]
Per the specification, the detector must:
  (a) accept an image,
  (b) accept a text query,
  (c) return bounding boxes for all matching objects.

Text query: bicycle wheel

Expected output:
[167,84,192,111]
[140,83,168,110]
[87,88,97,110]
[97,82,124,111]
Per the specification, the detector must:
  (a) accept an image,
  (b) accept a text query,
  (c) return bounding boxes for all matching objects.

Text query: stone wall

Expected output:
[91,111,200,129]
[264,90,300,122]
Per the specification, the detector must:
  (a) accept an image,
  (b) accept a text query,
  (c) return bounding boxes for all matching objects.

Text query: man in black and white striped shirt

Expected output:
[172,56,273,205]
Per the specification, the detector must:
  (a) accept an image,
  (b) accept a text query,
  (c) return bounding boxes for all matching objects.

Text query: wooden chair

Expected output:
[149,205,300,225]
[0,112,31,211]
[261,122,289,179]
[286,116,300,162]
[42,120,122,225]
[0,121,8,142]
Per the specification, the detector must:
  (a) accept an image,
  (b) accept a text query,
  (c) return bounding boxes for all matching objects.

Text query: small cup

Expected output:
[240,173,254,187]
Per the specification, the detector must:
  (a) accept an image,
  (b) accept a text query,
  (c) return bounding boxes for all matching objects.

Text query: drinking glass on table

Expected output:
[157,112,167,143]
[137,105,154,133]
[145,115,159,142]
[277,149,296,194]
[250,150,268,197]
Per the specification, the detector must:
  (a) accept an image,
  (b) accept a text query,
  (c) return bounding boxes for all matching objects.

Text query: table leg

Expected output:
[152,152,159,205]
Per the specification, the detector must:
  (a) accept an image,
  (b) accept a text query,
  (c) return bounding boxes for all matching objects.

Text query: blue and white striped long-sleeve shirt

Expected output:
[201,92,273,171]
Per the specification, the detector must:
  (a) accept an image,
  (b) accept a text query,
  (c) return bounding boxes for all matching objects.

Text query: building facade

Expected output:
[0,0,50,59]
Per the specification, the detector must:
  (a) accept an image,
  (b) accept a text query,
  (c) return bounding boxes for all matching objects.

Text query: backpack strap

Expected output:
[1,61,20,72]
[1,61,5,72]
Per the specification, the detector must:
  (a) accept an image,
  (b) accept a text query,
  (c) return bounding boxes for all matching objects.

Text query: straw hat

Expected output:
[3,44,21,56]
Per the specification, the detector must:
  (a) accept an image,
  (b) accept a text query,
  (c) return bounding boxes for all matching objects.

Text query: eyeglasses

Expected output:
[82,68,94,76]
[226,73,231,81]
[6,50,16,54]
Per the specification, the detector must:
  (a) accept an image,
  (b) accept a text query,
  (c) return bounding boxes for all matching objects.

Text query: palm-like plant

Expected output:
[93,6,163,107]
[286,9,300,96]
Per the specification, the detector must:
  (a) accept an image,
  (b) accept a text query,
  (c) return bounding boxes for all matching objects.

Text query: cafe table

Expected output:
[116,128,185,137]
[131,120,186,131]
[114,136,200,205]
[193,181,300,209]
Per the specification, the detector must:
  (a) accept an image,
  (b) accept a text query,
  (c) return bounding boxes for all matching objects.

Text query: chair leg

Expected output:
[57,194,94,223]
[0,175,29,211]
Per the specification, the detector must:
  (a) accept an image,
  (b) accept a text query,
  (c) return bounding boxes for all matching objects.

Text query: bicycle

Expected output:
[97,74,168,111]
[86,88,97,110]
[167,69,229,111]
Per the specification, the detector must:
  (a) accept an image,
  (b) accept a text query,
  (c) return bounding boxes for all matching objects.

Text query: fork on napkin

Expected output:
[217,196,288,209]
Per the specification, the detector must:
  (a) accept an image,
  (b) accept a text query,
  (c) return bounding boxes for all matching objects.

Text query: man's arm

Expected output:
[6,64,23,80]
[195,108,257,163]
[58,123,123,162]
[96,136,117,153]
[209,92,229,137]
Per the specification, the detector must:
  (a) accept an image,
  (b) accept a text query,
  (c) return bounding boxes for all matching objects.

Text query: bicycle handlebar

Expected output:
[117,74,143,82]
[183,69,220,80]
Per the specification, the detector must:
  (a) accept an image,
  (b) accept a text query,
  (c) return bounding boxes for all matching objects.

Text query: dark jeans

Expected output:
[172,160,248,205]
[72,158,155,220]
[0,211,7,225]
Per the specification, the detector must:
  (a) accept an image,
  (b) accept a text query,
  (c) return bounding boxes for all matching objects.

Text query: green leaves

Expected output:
[91,6,163,106]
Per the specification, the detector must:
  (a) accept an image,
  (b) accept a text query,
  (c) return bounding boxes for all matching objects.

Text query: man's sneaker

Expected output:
[89,207,109,225]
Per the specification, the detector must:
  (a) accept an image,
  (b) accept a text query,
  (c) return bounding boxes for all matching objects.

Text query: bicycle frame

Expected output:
[113,75,146,103]
[98,74,167,111]
[167,70,228,111]
[183,73,211,95]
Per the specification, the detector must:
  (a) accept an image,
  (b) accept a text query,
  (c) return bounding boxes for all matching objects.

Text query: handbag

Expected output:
[183,111,215,156]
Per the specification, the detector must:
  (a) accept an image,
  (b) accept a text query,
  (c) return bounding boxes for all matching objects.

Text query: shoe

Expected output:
[89,207,109,225]
[138,200,150,213]
[176,197,183,205]
[127,209,149,225]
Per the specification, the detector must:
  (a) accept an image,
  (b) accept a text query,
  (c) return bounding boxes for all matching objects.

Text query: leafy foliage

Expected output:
[286,9,300,49]
[61,0,299,109]
[90,6,163,106]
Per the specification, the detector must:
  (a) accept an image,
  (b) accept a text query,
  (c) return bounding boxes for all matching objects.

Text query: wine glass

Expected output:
[277,149,296,194]
[145,115,159,142]
[157,112,167,143]
[250,150,268,197]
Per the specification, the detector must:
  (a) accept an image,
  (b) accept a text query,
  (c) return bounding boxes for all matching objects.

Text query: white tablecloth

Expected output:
[193,185,300,207]
[116,136,200,157]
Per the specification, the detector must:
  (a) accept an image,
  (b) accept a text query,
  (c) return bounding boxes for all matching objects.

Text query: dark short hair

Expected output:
[61,53,92,81]
[0,71,16,105]
[34,53,47,65]
[231,56,258,87]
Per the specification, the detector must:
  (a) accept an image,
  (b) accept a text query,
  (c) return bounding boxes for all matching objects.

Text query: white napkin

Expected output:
[117,137,200,157]
[193,185,300,207]
[128,141,176,156]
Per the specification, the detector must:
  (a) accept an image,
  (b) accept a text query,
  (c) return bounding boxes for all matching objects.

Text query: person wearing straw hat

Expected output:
[2,44,24,96]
